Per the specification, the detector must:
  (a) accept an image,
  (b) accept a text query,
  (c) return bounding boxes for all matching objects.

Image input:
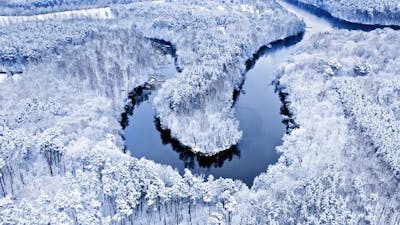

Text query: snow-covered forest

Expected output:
[0,0,400,224]
[294,0,400,26]
[118,0,304,154]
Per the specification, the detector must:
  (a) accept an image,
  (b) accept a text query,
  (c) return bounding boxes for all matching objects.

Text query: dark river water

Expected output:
[122,0,390,186]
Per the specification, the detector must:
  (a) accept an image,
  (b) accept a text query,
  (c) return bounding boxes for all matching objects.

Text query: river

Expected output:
[122,0,382,186]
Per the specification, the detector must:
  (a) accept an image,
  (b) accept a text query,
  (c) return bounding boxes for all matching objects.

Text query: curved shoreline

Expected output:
[285,0,400,28]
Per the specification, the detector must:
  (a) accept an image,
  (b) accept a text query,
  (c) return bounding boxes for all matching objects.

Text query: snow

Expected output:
[278,0,333,36]
[250,28,400,224]
[0,7,113,26]
[0,20,99,68]
[295,0,400,26]
[0,0,140,16]
[1,0,400,224]
[0,1,251,223]
[335,76,400,176]
[0,74,6,85]
[118,0,305,155]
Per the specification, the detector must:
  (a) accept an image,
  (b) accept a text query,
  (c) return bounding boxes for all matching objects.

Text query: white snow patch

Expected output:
[240,4,255,14]
[151,0,166,4]
[0,7,113,26]
[0,74,6,85]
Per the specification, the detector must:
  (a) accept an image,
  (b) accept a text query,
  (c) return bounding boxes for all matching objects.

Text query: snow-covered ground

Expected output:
[0,1,300,223]
[295,0,400,26]
[118,0,305,155]
[1,0,400,224]
[0,7,113,26]
[0,0,139,16]
[0,14,245,223]
[250,28,400,224]
[0,20,100,70]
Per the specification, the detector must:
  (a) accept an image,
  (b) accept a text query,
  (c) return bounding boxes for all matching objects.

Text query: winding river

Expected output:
[122,0,386,186]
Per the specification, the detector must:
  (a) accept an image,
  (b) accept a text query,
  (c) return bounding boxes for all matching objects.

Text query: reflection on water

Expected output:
[123,0,399,187]
[121,86,151,129]
[122,33,304,186]
[154,118,241,169]
[122,86,246,182]
[245,33,304,71]
[122,85,241,171]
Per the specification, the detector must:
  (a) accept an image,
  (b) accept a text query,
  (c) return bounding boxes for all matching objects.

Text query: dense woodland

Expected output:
[0,0,399,224]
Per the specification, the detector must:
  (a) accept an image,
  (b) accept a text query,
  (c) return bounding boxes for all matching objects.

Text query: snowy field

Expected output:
[0,0,138,16]
[0,0,400,224]
[0,7,113,26]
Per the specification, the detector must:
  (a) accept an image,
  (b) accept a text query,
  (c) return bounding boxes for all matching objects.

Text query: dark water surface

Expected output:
[123,0,387,186]
[123,35,302,186]
[123,42,289,185]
